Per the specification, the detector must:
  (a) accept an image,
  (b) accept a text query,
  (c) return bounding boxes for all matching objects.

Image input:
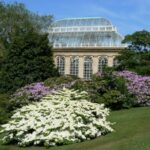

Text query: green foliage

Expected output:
[116,49,150,75]
[122,30,150,52]
[91,72,135,109]
[135,65,150,75]
[44,75,78,88]
[116,49,139,70]
[7,96,29,112]
[0,94,12,124]
[116,30,150,75]
[94,90,135,110]
[0,28,58,92]
[71,69,135,110]
[0,2,56,93]
[69,79,89,91]
[0,2,53,50]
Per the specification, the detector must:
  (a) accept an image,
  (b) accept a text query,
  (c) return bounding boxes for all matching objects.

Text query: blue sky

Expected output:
[3,0,150,35]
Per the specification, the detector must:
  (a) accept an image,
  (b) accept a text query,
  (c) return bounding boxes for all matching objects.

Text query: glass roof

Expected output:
[53,17,112,27]
[48,17,126,48]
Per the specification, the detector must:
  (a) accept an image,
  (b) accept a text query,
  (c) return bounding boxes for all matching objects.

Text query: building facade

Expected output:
[48,17,126,79]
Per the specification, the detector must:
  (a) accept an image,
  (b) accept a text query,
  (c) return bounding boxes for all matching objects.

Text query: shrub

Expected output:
[91,72,135,109]
[71,70,135,110]
[9,82,53,110]
[134,65,150,76]
[94,90,135,110]
[44,75,77,88]
[0,94,12,124]
[116,70,150,106]
[116,49,150,76]
[71,79,90,92]
[0,89,113,147]
[9,76,77,110]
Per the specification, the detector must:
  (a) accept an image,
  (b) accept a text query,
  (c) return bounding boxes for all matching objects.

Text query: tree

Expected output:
[0,2,53,59]
[0,27,58,92]
[122,30,150,51]
[116,30,150,75]
[0,2,58,92]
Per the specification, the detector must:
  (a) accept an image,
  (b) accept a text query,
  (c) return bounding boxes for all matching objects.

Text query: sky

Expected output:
[2,0,150,35]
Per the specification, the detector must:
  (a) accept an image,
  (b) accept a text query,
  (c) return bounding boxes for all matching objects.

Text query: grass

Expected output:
[0,107,150,150]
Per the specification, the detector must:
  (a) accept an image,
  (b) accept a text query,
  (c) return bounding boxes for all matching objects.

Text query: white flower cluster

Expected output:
[0,88,113,147]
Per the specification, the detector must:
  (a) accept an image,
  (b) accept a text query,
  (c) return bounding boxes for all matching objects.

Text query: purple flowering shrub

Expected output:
[9,78,76,110]
[116,70,150,106]
[12,82,53,101]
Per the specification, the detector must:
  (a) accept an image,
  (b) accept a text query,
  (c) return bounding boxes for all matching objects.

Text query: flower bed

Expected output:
[116,71,150,106]
[0,89,113,147]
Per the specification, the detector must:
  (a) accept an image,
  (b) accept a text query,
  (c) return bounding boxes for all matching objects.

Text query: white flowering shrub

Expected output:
[0,89,113,147]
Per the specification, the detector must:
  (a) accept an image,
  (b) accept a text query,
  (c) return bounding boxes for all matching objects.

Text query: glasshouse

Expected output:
[48,17,126,79]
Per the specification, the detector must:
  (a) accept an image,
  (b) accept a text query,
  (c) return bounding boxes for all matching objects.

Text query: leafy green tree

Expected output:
[0,2,53,58]
[116,30,150,75]
[116,49,140,70]
[123,30,150,52]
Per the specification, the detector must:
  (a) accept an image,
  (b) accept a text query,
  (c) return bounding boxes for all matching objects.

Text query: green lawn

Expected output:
[0,107,150,150]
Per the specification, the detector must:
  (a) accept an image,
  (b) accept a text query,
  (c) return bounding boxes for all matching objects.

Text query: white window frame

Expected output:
[56,56,65,75]
[84,56,93,80]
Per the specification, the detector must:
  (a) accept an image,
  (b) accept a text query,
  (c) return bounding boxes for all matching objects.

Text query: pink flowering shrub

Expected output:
[116,71,150,106]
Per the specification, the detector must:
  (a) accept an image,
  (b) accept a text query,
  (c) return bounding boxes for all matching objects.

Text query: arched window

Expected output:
[98,57,108,73]
[56,56,65,75]
[70,56,79,76]
[113,58,119,67]
[84,56,93,80]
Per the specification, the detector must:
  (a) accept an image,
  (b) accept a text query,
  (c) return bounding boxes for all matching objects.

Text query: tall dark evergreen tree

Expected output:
[0,27,58,92]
